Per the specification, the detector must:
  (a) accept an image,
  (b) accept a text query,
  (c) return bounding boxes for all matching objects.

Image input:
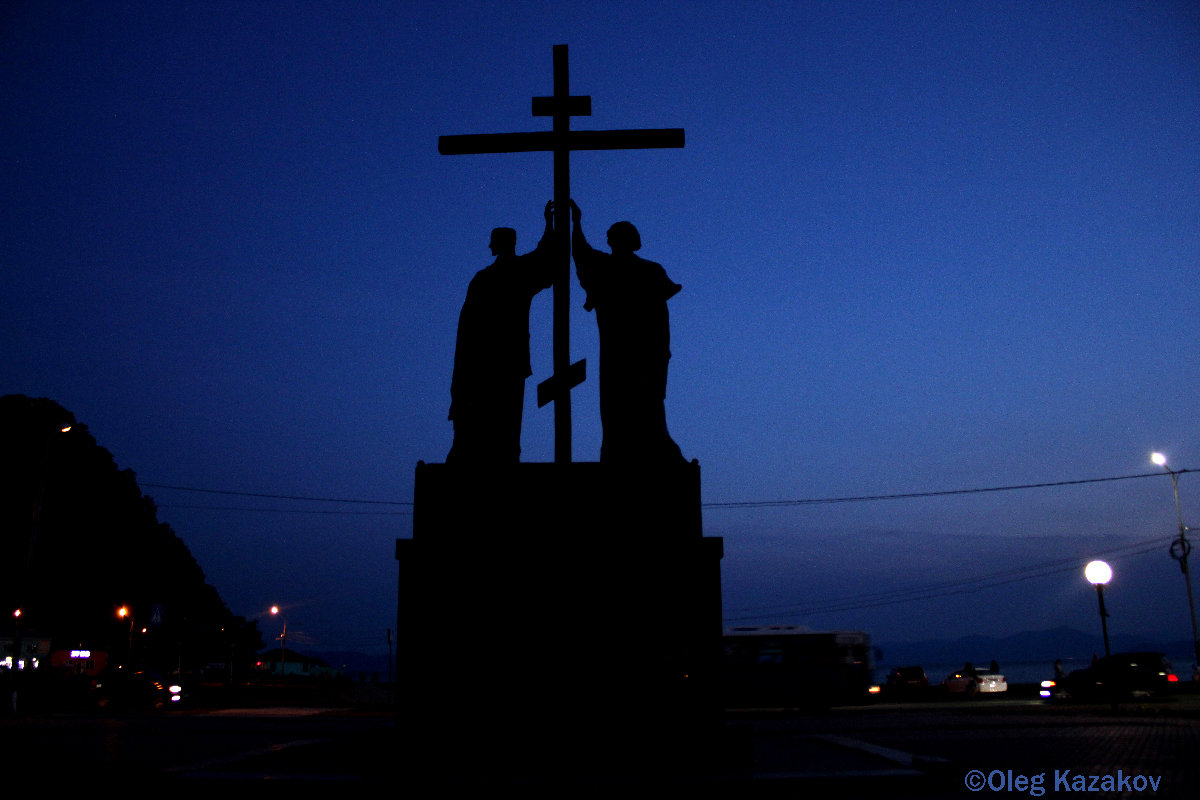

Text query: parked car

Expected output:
[944,669,1007,695]
[884,666,929,697]
[1040,652,1177,702]
[90,668,185,710]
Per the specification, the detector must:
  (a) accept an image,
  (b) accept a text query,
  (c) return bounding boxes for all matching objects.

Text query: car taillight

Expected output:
[1167,674,1179,682]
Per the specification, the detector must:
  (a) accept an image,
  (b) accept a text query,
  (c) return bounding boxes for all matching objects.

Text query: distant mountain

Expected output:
[315,628,1194,686]
[309,650,394,680]
[875,626,1194,668]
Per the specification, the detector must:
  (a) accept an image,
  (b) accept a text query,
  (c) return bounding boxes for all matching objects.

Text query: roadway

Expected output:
[2,686,1198,795]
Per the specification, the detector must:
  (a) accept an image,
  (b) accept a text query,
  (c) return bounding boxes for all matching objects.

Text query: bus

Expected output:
[722,625,875,709]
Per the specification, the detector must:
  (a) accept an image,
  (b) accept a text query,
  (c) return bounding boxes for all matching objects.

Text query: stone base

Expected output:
[396,460,724,782]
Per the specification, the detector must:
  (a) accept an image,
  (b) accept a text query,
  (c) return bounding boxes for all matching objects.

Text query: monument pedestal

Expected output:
[396,460,724,783]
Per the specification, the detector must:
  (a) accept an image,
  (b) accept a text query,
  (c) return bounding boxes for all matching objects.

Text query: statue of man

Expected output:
[571,200,685,465]
[447,201,555,464]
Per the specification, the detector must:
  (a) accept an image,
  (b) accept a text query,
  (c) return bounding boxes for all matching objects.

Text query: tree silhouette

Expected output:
[1,395,261,674]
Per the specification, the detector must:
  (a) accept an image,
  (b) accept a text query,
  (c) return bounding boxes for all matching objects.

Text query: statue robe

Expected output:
[574,228,684,465]
[448,234,553,463]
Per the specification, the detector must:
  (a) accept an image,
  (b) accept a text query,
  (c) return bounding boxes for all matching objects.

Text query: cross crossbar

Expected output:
[439,128,685,155]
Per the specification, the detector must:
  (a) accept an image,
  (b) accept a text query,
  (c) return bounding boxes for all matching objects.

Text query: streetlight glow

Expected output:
[1085,560,1113,586]
[1085,560,1113,658]
[1151,449,1200,667]
[269,605,287,675]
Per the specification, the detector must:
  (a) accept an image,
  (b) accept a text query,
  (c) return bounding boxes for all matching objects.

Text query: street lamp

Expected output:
[8,609,21,672]
[1085,560,1112,658]
[270,605,287,676]
[1151,452,1200,667]
[117,606,135,667]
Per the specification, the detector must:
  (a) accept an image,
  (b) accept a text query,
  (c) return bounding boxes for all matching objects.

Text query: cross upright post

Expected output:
[439,44,684,463]
[544,44,584,464]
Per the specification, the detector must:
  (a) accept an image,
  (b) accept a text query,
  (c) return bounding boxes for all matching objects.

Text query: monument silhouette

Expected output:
[397,45,725,784]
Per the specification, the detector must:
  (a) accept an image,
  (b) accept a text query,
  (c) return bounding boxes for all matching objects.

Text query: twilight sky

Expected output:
[4,1,1198,667]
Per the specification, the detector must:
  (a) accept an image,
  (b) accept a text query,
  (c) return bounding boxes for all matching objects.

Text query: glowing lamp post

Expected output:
[9,609,20,671]
[117,606,136,667]
[270,605,287,676]
[1085,560,1113,658]
[1151,452,1200,667]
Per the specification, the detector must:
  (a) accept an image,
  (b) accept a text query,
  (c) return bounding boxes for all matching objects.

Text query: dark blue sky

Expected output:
[4,2,1198,664]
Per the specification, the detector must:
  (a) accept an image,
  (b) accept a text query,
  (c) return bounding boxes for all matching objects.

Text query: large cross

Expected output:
[439,44,685,464]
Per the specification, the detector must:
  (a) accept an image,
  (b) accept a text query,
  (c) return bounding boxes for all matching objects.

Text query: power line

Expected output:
[723,535,1170,623]
[142,483,413,506]
[157,504,411,516]
[141,467,1189,517]
[703,469,1189,509]
[143,472,1186,620]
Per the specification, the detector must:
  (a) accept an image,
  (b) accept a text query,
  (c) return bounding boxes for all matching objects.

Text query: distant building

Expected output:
[722,625,875,708]
[48,647,108,676]
[254,648,341,678]
[0,635,51,671]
